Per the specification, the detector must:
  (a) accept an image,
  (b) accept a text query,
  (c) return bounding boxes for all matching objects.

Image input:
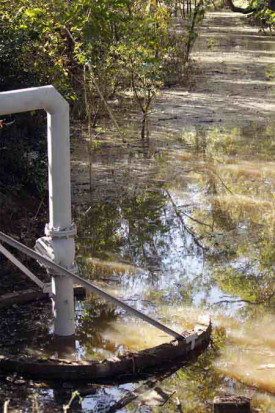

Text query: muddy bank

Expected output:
[154,12,275,130]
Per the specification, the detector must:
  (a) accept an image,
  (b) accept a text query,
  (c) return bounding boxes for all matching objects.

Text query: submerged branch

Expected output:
[180,209,212,228]
[213,290,275,307]
[165,189,208,250]
[209,169,233,195]
[212,299,259,306]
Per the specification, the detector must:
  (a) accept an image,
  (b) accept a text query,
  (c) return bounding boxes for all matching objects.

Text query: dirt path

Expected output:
[153,11,275,130]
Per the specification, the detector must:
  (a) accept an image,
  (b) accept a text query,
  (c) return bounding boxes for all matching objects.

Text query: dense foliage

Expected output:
[0,0,206,192]
[226,0,275,30]
[1,0,204,110]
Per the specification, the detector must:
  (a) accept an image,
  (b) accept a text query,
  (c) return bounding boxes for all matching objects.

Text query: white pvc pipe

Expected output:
[0,86,75,336]
[0,86,71,229]
[52,275,75,336]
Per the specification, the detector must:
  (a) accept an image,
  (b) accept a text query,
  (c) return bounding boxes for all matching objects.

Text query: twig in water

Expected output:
[63,391,82,412]
[34,197,45,220]
[212,299,258,306]
[180,209,212,228]
[212,289,275,307]
[165,189,208,250]
[210,168,233,195]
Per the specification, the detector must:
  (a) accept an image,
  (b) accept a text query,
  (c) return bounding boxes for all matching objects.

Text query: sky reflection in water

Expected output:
[69,120,275,409]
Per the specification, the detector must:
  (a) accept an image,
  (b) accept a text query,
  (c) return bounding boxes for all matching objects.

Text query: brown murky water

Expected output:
[1,11,275,412]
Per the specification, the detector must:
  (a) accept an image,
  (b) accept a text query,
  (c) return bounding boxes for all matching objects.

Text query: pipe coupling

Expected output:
[45,223,76,239]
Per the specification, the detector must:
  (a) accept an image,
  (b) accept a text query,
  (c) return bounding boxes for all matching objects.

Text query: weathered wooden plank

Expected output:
[0,286,86,309]
[0,289,47,308]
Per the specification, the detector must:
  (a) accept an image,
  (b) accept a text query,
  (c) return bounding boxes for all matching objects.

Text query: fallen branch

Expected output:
[212,299,258,306]
[180,209,212,228]
[213,289,275,307]
[63,391,82,412]
[209,169,233,195]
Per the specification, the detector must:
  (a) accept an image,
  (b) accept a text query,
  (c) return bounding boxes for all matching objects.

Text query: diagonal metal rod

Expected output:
[0,242,44,289]
[0,231,185,341]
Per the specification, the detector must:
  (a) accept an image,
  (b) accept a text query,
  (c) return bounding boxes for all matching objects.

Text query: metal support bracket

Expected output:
[0,242,46,291]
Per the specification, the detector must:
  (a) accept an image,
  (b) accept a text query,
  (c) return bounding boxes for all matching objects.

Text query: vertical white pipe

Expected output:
[47,106,75,337]
[52,274,75,336]
[47,109,71,229]
[50,236,75,336]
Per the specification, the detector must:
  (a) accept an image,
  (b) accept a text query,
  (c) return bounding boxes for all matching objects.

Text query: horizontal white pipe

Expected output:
[0,86,68,116]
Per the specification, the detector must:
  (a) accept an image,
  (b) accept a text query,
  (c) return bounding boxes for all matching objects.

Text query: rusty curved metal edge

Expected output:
[0,321,211,382]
